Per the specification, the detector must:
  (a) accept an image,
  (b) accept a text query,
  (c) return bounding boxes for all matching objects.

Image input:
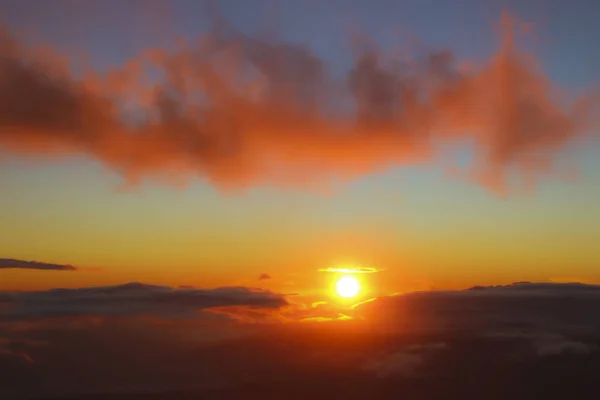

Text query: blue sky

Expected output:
[1,0,599,291]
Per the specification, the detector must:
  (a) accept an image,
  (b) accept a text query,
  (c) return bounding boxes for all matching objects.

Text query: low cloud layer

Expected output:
[4,281,599,332]
[0,13,598,194]
[2,281,600,398]
[0,258,76,271]
[0,282,288,321]
[354,281,600,335]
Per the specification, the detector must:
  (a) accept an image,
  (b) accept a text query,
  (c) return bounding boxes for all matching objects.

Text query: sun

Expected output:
[336,276,361,298]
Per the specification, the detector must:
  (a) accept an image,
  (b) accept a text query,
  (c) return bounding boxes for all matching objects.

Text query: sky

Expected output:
[3,2,600,398]
[1,0,600,296]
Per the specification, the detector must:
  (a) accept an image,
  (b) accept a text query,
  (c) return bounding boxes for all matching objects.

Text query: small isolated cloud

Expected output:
[364,342,447,378]
[0,258,76,271]
[258,273,272,281]
[365,352,425,378]
[318,266,379,274]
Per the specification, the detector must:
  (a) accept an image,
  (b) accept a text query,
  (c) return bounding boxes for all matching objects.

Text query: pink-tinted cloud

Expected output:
[0,14,598,194]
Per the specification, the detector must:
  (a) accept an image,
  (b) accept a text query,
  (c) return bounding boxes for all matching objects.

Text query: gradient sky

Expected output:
[1,0,599,294]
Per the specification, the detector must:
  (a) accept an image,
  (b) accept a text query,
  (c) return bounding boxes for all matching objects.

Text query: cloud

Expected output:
[0,282,288,321]
[318,266,379,274]
[283,300,353,322]
[0,13,598,194]
[466,281,600,294]
[531,333,598,356]
[258,273,272,280]
[3,281,600,398]
[353,281,600,335]
[364,342,446,378]
[365,351,424,378]
[0,258,76,271]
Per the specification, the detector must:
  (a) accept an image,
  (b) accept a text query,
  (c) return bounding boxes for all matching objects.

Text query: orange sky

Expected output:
[1,5,600,295]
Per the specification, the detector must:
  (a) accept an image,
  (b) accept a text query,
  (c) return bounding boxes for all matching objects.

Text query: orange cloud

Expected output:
[0,13,597,194]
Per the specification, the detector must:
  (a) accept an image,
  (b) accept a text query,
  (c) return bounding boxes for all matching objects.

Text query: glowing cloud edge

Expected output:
[318,267,380,274]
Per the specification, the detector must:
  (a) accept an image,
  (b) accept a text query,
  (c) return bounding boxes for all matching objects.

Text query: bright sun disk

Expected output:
[336,276,360,298]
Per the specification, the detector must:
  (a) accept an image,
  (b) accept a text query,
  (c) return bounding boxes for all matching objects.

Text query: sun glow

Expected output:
[336,276,361,298]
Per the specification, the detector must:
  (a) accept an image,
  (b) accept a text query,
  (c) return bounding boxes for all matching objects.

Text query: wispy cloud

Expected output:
[0,258,76,271]
[258,273,272,281]
[318,266,379,274]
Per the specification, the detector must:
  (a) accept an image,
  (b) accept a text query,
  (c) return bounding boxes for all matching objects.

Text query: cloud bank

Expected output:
[3,281,600,332]
[0,13,598,194]
[0,258,76,271]
[0,282,288,321]
[354,281,600,334]
[2,281,600,398]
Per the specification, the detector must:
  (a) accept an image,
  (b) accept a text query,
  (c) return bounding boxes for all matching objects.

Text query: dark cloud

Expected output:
[0,13,598,194]
[0,258,76,271]
[354,281,600,340]
[2,282,600,399]
[258,273,272,281]
[7,280,590,335]
[466,281,600,295]
[0,282,288,321]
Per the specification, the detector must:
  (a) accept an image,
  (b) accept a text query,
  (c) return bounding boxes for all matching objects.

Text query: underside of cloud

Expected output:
[0,258,76,271]
[0,12,598,194]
